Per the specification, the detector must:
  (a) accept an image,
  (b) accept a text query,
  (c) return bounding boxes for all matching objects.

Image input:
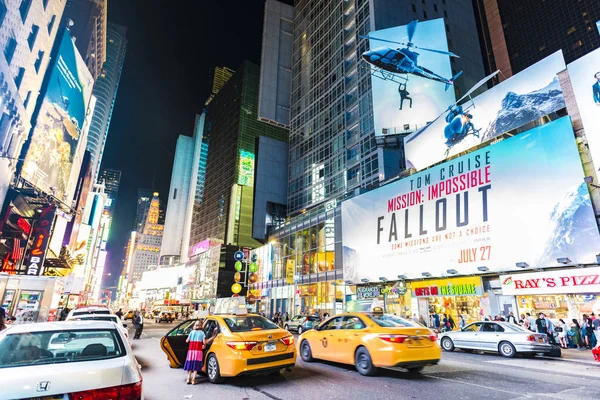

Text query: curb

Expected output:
[537,355,600,366]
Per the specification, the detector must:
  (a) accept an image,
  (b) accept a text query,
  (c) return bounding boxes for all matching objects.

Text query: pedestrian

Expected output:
[115,308,123,320]
[522,317,532,331]
[412,313,419,323]
[582,315,595,348]
[459,315,466,330]
[418,315,427,327]
[507,312,517,324]
[526,313,536,329]
[593,315,600,342]
[535,313,549,335]
[433,313,440,330]
[184,320,206,385]
[569,319,583,349]
[133,311,144,340]
[557,319,568,348]
[0,307,6,332]
[283,312,289,323]
[448,315,456,330]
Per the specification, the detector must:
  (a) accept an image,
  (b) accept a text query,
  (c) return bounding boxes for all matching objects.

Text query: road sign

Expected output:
[234,251,245,261]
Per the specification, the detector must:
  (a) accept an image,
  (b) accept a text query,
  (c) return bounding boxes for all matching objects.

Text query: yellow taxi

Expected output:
[298,309,440,376]
[160,298,296,383]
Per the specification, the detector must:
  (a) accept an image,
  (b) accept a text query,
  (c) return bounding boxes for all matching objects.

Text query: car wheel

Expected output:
[207,354,224,383]
[298,326,303,335]
[499,341,516,358]
[300,340,313,362]
[407,366,424,373]
[441,337,455,352]
[354,347,378,376]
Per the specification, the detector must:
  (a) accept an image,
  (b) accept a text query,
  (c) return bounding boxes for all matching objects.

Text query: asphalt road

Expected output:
[131,321,600,400]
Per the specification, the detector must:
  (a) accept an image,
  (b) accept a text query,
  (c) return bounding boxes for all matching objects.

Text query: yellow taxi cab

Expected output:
[298,308,440,376]
[160,297,296,383]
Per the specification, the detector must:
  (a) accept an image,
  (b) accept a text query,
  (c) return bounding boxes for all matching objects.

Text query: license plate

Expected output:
[538,338,545,343]
[264,342,277,352]
[408,337,425,346]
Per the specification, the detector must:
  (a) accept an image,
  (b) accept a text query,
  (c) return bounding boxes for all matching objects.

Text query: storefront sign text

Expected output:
[411,276,482,297]
[357,286,381,300]
[501,267,600,295]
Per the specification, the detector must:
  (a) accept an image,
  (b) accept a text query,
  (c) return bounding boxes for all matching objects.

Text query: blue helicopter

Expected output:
[405,70,501,156]
[360,20,462,91]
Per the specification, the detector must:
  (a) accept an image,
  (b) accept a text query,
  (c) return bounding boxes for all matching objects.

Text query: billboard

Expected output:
[404,51,566,171]
[566,48,600,171]
[369,18,455,135]
[238,150,255,187]
[500,267,600,295]
[22,29,94,199]
[23,204,57,276]
[342,117,600,282]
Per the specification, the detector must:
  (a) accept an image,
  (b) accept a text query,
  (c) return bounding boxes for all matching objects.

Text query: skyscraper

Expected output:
[190,62,288,249]
[130,193,163,283]
[134,189,153,233]
[62,0,107,80]
[476,0,600,79]
[97,169,121,216]
[86,22,128,178]
[204,66,234,105]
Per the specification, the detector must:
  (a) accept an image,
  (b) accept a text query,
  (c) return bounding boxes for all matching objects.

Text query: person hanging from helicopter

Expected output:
[398,83,412,110]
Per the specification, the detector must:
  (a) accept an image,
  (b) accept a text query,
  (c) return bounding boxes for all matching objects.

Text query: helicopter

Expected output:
[360,20,463,91]
[405,70,501,157]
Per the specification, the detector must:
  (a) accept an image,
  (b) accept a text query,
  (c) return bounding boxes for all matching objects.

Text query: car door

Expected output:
[334,315,367,364]
[478,323,503,350]
[161,319,199,366]
[311,316,343,360]
[454,322,483,349]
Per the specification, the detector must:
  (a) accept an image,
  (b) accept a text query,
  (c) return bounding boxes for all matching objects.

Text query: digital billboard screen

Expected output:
[22,29,94,199]
[342,117,600,282]
[566,48,600,174]
[404,51,566,171]
[368,18,455,135]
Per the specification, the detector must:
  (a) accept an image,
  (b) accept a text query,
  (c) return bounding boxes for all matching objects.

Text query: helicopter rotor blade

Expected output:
[359,35,408,47]
[455,70,500,104]
[412,45,460,58]
[407,20,418,43]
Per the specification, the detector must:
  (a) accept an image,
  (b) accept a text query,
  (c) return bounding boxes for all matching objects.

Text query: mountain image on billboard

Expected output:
[404,51,567,171]
[365,18,457,135]
[342,117,600,282]
[22,29,94,199]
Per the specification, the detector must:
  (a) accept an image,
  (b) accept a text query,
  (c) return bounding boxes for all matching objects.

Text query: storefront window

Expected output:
[515,294,595,320]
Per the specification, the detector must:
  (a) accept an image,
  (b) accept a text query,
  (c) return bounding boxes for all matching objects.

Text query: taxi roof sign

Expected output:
[212,297,248,315]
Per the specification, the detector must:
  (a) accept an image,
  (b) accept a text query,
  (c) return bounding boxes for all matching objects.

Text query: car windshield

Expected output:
[72,309,110,316]
[366,314,420,328]
[223,316,279,332]
[72,316,119,324]
[0,329,124,368]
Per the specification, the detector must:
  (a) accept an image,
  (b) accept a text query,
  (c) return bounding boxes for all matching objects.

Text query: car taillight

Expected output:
[526,335,536,342]
[226,341,258,350]
[429,334,437,342]
[379,334,408,343]
[281,336,294,346]
[70,381,142,400]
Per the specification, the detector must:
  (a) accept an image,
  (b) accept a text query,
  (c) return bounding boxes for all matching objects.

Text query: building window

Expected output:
[23,91,31,108]
[15,67,25,88]
[47,15,56,34]
[412,3,416,12]
[423,11,428,19]
[34,50,44,73]
[173,189,177,200]
[444,10,448,18]
[0,0,7,28]
[434,4,438,11]
[4,34,17,65]
[19,0,32,22]
[42,0,49,10]
[446,24,450,32]
[28,24,39,50]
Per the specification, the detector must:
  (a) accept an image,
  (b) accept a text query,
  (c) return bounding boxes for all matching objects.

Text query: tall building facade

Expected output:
[134,188,153,233]
[96,168,120,215]
[86,22,127,178]
[477,0,600,79]
[204,66,234,105]
[61,0,107,80]
[130,192,163,282]
[286,0,485,216]
[190,61,288,249]
[0,0,66,207]
[160,134,194,260]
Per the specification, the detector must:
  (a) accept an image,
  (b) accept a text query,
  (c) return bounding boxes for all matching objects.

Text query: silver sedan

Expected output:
[438,321,553,358]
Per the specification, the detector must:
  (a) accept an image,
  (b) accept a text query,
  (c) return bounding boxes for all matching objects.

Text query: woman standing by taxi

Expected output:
[185,320,207,384]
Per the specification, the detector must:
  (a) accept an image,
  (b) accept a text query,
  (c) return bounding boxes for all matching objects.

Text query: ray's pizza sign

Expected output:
[500,267,600,295]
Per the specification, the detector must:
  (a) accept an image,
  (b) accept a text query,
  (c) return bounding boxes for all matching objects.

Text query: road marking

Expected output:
[423,374,532,397]
[483,359,600,378]
[251,386,284,400]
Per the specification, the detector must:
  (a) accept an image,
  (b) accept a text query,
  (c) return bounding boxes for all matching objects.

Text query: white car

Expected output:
[66,306,112,319]
[67,314,132,346]
[0,321,143,399]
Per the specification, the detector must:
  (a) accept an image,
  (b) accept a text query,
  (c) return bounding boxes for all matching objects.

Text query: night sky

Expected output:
[100,1,291,289]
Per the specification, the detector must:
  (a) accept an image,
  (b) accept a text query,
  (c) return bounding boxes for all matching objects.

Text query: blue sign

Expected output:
[234,251,245,261]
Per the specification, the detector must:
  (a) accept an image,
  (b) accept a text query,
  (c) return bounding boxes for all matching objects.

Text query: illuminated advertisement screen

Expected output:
[368,18,455,135]
[238,150,255,187]
[404,51,566,171]
[567,48,600,173]
[342,117,600,282]
[22,29,94,199]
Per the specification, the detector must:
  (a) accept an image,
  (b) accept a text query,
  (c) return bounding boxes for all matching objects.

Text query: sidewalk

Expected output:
[539,348,600,366]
